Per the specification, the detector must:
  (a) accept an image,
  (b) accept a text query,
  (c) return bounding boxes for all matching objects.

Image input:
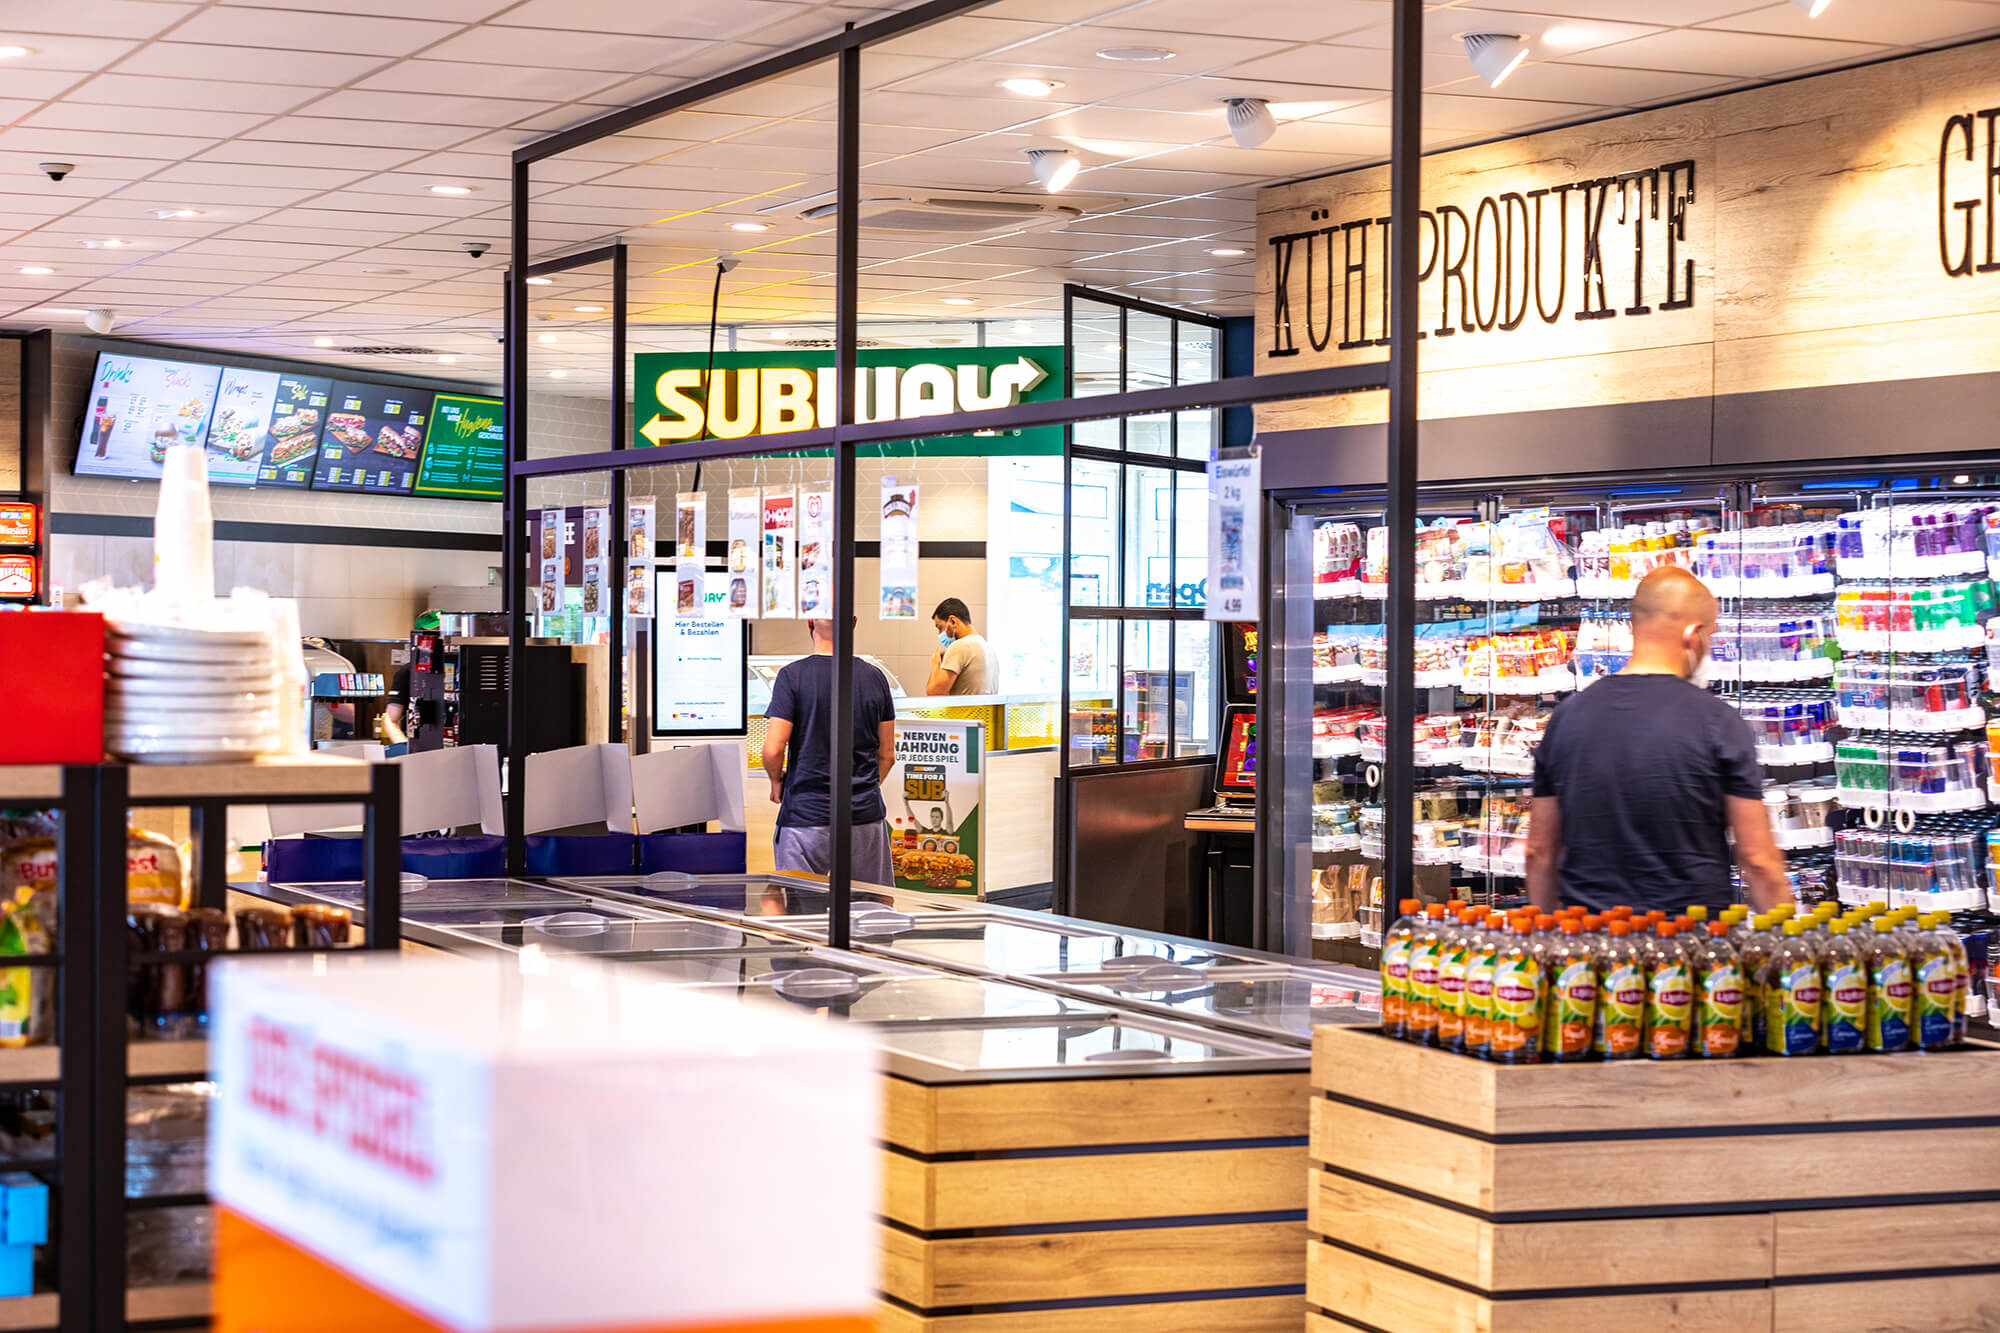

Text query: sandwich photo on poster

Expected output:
[626,499,657,617]
[201,367,284,486]
[725,489,761,620]
[761,490,797,619]
[580,509,609,617]
[879,478,919,620]
[311,382,433,495]
[538,510,563,614]
[796,488,830,617]
[255,373,334,488]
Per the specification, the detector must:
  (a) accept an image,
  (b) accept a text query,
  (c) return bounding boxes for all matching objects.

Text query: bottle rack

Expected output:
[0,758,402,1333]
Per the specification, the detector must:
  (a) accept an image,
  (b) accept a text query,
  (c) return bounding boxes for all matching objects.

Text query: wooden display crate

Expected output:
[878,1070,1311,1331]
[1308,1026,2000,1333]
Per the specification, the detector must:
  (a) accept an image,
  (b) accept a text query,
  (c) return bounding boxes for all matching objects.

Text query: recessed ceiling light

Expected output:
[941,297,976,306]
[573,304,603,312]
[1027,148,1080,193]
[18,266,52,275]
[730,221,770,232]
[538,333,557,343]
[429,184,475,195]
[364,266,410,275]
[1222,98,1276,148]
[1790,0,1832,14]
[314,337,334,347]
[80,238,126,249]
[999,77,1064,97]
[437,354,457,364]
[767,329,794,340]
[1208,247,1247,257]
[151,208,203,220]
[0,46,32,59]
[524,276,553,287]
[1095,45,1175,62]
[548,368,568,378]
[1463,33,1529,88]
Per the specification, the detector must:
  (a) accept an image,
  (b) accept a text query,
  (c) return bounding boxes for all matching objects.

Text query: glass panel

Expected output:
[1175,324,1219,461]
[1127,413,1171,457]
[1125,311,1172,456]
[1071,298,1122,453]
[1068,457,1120,608]
[1124,465,1174,608]
[1176,471,1208,611]
[1175,619,1217,759]
[1122,620,1172,762]
[1175,408,1216,462]
[1068,618,1118,767]
[875,1017,1288,1074]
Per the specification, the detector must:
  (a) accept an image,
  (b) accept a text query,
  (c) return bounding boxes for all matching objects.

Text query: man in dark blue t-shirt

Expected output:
[761,619,899,884]
[1527,566,1789,917]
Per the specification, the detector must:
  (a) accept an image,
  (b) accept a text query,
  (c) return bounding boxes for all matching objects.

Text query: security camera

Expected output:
[460,240,490,258]
[716,253,741,273]
[39,162,74,182]
[491,330,505,343]
[83,308,116,335]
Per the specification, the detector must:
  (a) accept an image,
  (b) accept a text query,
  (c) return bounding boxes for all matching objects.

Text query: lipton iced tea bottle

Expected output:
[1541,919,1597,1062]
[1488,918,1544,1065]
[1462,910,1501,1060]
[1380,898,1425,1039]
[1865,916,1913,1053]
[1592,921,1644,1060]
[1406,905,1450,1046]
[1739,914,1779,1052]
[1643,922,1694,1059]
[1934,914,1972,1045]
[1692,921,1744,1058]
[1912,914,1956,1052]
[1764,920,1823,1056]
[1820,920,1866,1055]
[1436,909,1478,1053]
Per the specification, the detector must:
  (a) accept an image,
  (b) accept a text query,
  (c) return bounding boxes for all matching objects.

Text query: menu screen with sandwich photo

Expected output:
[311,381,434,494]
[413,394,504,500]
[253,372,334,488]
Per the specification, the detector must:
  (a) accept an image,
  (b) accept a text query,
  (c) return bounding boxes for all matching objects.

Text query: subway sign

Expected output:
[632,347,1064,455]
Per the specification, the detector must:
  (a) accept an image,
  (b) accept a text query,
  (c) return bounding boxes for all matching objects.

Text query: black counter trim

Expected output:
[885,1133,1308,1163]
[879,1282,1305,1318]
[51,511,502,551]
[882,1208,1305,1240]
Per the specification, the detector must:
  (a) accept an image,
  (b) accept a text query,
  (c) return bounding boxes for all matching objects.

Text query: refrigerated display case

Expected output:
[1259,468,2000,965]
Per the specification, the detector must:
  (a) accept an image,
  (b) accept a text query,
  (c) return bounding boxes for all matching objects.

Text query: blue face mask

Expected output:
[938,628,953,648]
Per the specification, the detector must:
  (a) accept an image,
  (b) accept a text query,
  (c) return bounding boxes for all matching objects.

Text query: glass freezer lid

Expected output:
[400,901,652,927]
[871,1013,1304,1081]
[551,874,967,932]
[417,913,788,956]
[673,970,1109,1025]
[1053,962,1383,1041]
[272,877,588,909]
[797,912,1253,976]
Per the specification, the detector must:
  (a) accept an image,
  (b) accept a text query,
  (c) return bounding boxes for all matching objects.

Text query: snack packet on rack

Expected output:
[127,830,185,908]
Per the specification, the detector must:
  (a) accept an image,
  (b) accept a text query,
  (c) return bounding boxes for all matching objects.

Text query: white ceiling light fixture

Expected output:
[80,238,126,249]
[1223,98,1276,149]
[1096,45,1175,62]
[1208,247,1247,257]
[573,304,604,312]
[18,266,52,275]
[999,77,1063,97]
[437,354,457,364]
[730,221,769,232]
[538,333,557,343]
[548,368,568,378]
[1027,149,1080,193]
[429,184,474,195]
[83,308,116,335]
[313,337,334,347]
[152,208,203,220]
[0,46,33,59]
[524,276,553,286]
[1790,0,1833,14]
[1463,33,1528,88]
[941,296,976,306]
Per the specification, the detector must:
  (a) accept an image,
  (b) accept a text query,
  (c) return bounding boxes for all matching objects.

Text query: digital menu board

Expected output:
[311,381,433,495]
[75,353,235,484]
[651,570,748,736]
[254,372,334,489]
[413,394,504,500]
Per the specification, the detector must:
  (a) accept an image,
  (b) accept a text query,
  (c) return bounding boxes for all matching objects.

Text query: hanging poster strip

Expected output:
[581,507,611,617]
[538,508,563,617]
[725,488,761,619]
[1207,448,1259,622]
[761,489,797,619]
[625,498,656,617]
[674,491,707,618]
[879,477,919,620]
[796,487,831,618]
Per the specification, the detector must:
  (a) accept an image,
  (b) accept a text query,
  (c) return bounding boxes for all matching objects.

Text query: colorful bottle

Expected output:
[1685,905,1709,925]
[1912,914,1956,1052]
[1462,912,1501,1060]
[1691,922,1744,1058]
[1436,909,1477,1053]
[1738,914,1778,1052]
[1488,918,1544,1064]
[1379,898,1425,1039]
[1593,921,1645,1060]
[1763,921,1823,1056]
[1643,923,1694,1060]
[1820,920,1866,1055]
[1542,920,1597,1062]
[1406,905,1449,1046]
[1864,917,1912,1053]
[1934,915,1972,1045]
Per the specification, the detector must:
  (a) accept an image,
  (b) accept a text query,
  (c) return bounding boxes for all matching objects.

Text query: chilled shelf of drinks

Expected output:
[1380,898,1978,1063]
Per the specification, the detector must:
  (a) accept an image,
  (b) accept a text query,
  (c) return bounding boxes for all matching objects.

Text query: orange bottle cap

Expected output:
[1400,898,1422,914]
[1427,905,1447,919]
[1609,921,1630,936]
[1659,923,1678,937]
[1582,915,1603,930]
[1560,919,1581,935]
[1535,915,1556,931]
[1709,921,1728,937]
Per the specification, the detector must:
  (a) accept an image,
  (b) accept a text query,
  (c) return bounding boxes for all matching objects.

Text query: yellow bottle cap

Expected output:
[1687,905,1709,922]
[1752,914,1772,930]
[1815,903,1839,920]
[1829,921,1848,936]
[1784,921,1803,936]
[1875,918,1897,933]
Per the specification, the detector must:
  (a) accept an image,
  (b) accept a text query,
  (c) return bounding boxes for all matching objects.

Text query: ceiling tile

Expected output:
[0,33,141,73]
[414,25,701,72]
[356,59,629,102]
[6,1,196,41]
[109,42,393,84]
[166,7,464,57]
[494,0,810,39]
[243,115,477,150]
[68,73,319,116]
[304,88,557,127]
[1124,0,1386,43]
[1567,27,1888,77]
[222,0,517,18]
[195,140,425,171]
[1700,0,2000,46]
[21,101,270,138]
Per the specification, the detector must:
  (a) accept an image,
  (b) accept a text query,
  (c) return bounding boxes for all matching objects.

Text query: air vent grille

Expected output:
[335,344,440,356]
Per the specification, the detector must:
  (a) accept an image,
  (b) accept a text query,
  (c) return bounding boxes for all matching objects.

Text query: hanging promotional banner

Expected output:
[796,488,831,618]
[880,477,919,621]
[625,498,656,617]
[674,491,707,619]
[887,719,983,898]
[1207,449,1259,622]
[725,489,761,619]
[761,489,797,619]
[537,509,563,615]
[580,507,611,617]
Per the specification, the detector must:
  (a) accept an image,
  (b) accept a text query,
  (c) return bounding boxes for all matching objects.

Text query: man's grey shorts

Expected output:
[773,820,894,886]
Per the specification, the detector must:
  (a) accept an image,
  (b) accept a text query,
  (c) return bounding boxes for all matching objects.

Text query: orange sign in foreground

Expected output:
[217,1212,874,1333]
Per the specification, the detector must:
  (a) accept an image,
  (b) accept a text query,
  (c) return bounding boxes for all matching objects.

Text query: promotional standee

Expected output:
[626,498,657,618]
[210,956,878,1333]
[725,489,760,620]
[673,492,705,618]
[880,479,918,621]
[886,720,984,896]
[1208,449,1259,623]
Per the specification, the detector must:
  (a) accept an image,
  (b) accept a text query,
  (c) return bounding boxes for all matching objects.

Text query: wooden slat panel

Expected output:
[1774,1202,2000,1278]
[882,1220,1306,1306]
[1311,1098,2000,1215]
[1309,1170,1773,1290]
[1309,1243,1773,1333]
[913,1073,1308,1151]
[884,1144,1308,1231]
[1313,1027,2000,1137]
[883,1077,938,1155]
[877,1293,1306,1333]
[1773,1273,2000,1333]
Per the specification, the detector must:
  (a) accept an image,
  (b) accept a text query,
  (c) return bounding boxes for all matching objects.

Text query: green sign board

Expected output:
[631,346,1064,456]
[414,394,505,500]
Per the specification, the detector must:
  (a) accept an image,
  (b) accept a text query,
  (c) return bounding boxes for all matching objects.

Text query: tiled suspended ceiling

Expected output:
[0,0,1995,392]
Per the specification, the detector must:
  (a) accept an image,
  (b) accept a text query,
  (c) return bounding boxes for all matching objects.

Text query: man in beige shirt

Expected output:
[925,597,998,696]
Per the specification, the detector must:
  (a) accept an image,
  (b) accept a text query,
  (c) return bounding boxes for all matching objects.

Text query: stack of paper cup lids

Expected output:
[105,618,280,763]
